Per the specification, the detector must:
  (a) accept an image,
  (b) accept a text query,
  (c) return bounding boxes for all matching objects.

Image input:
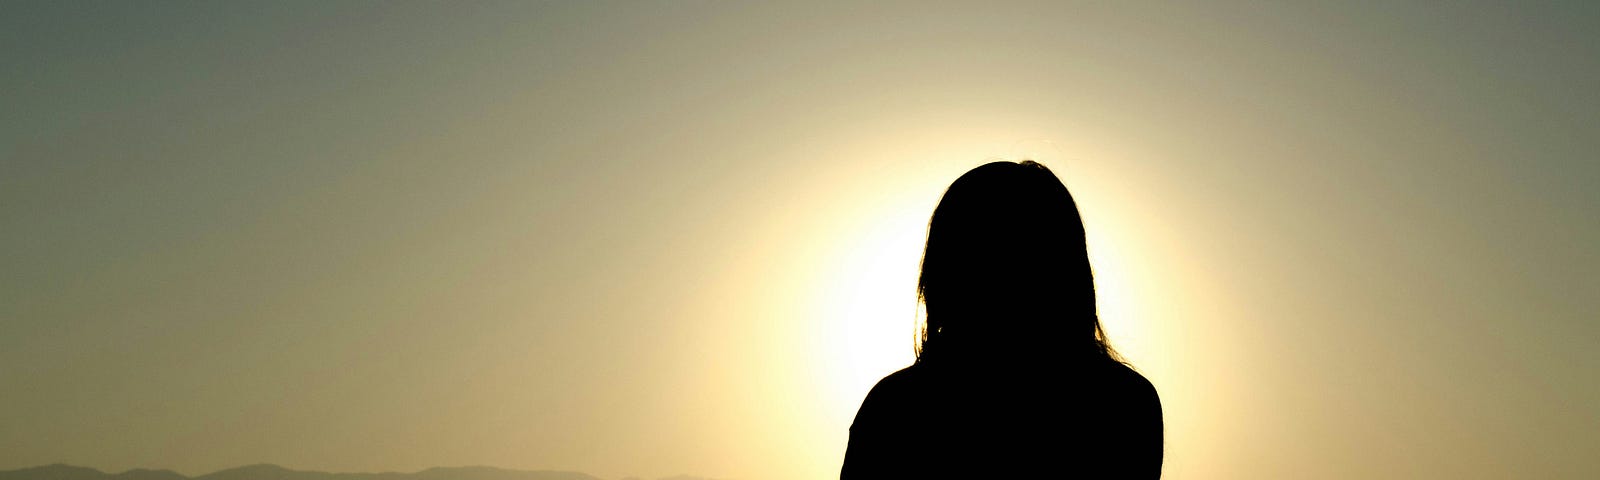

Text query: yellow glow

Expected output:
[1085,220,1148,360]
[803,145,1158,432]
[811,187,928,423]
[10,3,1593,480]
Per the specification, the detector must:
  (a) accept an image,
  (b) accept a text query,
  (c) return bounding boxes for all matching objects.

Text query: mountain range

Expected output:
[0,464,720,480]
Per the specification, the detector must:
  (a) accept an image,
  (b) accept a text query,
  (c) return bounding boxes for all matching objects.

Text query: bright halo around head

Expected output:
[814,192,930,421]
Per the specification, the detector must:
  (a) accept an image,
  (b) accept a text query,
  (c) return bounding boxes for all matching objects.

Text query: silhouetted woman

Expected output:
[840,161,1163,479]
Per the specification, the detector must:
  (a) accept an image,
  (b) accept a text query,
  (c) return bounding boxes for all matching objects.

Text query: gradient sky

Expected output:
[3,2,1596,479]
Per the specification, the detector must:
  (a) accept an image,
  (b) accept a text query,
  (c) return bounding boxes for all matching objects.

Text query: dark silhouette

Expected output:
[840,161,1163,479]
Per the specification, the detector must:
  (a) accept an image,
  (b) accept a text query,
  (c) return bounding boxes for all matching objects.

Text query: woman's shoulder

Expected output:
[1111,362,1157,390]
[1100,362,1163,429]
[849,364,931,432]
[1097,361,1160,402]
[860,359,1159,404]
[860,363,931,403]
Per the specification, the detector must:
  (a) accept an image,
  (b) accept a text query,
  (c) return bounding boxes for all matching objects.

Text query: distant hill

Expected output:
[0,465,693,480]
[0,465,188,480]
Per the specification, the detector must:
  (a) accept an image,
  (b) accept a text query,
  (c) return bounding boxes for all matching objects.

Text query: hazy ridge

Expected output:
[0,464,720,480]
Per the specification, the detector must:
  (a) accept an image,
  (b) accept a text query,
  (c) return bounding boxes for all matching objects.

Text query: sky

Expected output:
[2,1,1597,479]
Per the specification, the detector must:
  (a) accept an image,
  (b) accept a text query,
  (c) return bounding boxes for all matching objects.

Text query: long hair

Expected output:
[914,160,1120,365]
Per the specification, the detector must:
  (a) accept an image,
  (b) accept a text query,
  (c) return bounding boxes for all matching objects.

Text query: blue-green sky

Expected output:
[3,2,1596,479]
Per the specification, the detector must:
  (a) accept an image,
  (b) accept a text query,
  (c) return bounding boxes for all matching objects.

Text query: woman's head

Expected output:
[915,160,1116,365]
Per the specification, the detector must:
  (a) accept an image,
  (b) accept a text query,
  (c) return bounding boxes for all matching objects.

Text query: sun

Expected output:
[811,191,931,423]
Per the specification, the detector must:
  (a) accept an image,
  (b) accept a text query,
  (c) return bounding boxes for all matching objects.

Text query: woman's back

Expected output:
[838,160,1164,478]
[840,357,1163,478]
